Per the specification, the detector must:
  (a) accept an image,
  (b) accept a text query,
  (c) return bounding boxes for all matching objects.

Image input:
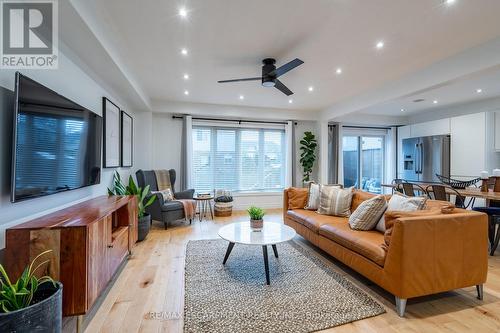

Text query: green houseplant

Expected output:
[0,250,62,332]
[108,171,156,241]
[247,206,265,231]
[299,131,317,184]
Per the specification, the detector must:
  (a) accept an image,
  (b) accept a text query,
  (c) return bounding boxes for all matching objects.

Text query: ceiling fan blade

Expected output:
[274,79,293,96]
[217,77,261,83]
[272,58,304,77]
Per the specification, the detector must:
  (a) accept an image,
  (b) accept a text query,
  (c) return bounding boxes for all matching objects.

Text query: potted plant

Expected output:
[108,171,156,241]
[0,250,62,332]
[299,131,317,186]
[247,206,265,231]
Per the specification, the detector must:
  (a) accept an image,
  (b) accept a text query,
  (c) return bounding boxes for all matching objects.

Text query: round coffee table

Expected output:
[218,222,296,285]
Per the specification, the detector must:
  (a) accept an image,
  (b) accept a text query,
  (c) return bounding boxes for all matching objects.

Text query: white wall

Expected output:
[0,49,150,249]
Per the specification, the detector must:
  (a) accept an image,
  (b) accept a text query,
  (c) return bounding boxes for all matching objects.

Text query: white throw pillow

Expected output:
[304,182,320,210]
[375,193,427,232]
[317,186,354,217]
[349,195,388,230]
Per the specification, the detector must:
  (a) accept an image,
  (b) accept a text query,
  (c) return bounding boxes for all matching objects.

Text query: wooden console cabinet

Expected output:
[5,195,138,317]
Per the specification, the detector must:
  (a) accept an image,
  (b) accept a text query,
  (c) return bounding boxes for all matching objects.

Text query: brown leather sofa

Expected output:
[284,188,488,316]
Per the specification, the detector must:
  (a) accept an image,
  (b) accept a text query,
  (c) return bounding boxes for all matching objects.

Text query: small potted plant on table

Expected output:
[0,250,62,332]
[248,206,265,231]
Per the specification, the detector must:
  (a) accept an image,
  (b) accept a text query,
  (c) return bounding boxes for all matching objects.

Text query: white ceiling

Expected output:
[70,0,500,117]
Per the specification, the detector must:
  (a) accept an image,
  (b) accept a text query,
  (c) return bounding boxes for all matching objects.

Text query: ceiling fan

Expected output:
[217,58,304,96]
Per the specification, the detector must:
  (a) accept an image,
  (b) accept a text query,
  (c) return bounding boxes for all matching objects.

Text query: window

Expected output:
[192,126,286,192]
[343,135,385,193]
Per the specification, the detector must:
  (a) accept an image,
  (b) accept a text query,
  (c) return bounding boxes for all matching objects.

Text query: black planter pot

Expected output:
[0,281,62,333]
[137,213,151,241]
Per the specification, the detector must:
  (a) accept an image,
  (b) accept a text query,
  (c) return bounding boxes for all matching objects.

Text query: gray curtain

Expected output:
[328,124,339,184]
[180,115,191,190]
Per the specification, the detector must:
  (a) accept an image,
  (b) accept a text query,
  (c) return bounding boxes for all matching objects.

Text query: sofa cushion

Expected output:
[382,209,442,249]
[162,201,184,212]
[318,186,354,217]
[287,209,346,233]
[349,195,387,230]
[288,187,309,209]
[319,222,387,266]
[351,190,376,212]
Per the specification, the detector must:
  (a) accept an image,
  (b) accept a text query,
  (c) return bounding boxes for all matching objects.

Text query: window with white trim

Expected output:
[192,125,286,192]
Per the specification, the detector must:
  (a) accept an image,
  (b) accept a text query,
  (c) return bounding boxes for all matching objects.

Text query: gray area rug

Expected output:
[184,239,385,333]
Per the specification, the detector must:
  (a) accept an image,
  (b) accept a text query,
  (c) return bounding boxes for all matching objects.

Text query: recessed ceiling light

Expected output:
[433,100,438,104]
[181,48,188,56]
[445,0,456,5]
[336,68,342,75]
[308,86,314,92]
[376,41,384,49]
[239,95,244,100]
[288,99,293,104]
[476,88,483,93]
[183,74,189,80]
[184,90,189,95]
[179,7,188,18]
[400,108,405,112]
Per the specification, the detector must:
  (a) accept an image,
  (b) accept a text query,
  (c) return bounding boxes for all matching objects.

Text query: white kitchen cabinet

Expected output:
[410,118,450,138]
[450,112,486,178]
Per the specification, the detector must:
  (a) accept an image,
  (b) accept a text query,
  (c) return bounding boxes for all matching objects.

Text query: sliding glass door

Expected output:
[343,135,384,193]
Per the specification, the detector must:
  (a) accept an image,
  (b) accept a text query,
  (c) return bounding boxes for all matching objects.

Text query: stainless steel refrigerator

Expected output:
[402,135,450,182]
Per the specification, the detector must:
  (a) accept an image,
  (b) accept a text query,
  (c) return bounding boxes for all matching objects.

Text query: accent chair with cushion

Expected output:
[136,169,195,229]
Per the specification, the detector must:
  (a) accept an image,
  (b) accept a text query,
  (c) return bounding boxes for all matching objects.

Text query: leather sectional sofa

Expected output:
[283,188,488,316]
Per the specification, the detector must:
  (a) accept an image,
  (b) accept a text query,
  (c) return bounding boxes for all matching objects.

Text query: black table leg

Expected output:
[272,244,278,258]
[223,242,235,265]
[262,245,270,285]
[209,200,214,219]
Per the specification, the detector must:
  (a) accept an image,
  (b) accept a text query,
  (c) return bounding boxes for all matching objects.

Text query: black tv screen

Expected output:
[11,73,102,202]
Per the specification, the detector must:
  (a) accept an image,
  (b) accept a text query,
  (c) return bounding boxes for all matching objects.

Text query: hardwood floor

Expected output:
[85,210,500,333]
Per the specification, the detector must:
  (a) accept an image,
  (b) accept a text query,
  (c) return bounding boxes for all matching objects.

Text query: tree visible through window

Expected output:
[192,126,286,192]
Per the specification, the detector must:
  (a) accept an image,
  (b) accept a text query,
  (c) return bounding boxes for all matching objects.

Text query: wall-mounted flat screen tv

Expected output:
[11,72,102,202]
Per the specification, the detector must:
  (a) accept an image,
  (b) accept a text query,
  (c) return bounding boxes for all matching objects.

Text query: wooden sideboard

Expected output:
[4,195,138,317]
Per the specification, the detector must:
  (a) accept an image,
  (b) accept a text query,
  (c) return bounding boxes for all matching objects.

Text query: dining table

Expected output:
[381,183,500,202]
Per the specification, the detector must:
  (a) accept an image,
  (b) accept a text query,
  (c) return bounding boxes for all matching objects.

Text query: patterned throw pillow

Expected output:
[317,186,354,217]
[349,195,387,230]
[375,192,427,232]
[305,183,342,210]
[152,189,174,202]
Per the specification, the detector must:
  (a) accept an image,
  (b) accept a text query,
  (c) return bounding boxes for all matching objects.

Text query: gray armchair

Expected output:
[136,169,195,229]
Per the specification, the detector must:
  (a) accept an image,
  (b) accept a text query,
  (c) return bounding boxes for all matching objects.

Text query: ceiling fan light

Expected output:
[262,81,275,87]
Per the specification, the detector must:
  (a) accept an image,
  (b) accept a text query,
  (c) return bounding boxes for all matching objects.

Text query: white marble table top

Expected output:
[218,222,296,246]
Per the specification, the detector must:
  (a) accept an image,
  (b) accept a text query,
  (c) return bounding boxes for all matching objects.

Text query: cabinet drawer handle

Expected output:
[107,244,114,248]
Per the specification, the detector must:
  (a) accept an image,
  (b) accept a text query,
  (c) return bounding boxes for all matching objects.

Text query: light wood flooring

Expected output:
[85,210,500,333]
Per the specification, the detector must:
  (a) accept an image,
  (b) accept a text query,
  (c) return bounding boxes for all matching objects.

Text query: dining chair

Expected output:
[426,184,466,209]
[398,182,427,197]
[391,178,404,194]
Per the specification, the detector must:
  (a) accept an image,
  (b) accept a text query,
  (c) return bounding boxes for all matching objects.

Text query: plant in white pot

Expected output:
[0,250,62,332]
[108,171,156,241]
[247,206,265,231]
[299,131,317,186]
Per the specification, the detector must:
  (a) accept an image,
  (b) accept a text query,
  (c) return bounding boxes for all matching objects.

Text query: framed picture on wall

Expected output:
[103,97,121,168]
[121,110,133,167]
